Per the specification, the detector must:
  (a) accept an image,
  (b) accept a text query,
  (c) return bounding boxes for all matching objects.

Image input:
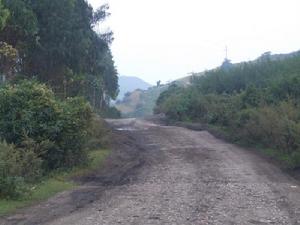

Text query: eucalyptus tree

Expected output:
[0,0,118,109]
[0,0,9,30]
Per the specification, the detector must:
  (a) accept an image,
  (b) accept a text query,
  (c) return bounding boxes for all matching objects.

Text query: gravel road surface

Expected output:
[2,118,300,225]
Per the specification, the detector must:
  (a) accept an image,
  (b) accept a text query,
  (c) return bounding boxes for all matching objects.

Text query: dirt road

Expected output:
[2,119,300,224]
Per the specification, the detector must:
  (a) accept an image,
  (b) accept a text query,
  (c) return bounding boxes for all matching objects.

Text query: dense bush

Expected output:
[0,81,93,170]
[0,81,60,145]
[156,52,300,168]
[98,106,121,119]
[0,0,117,200]
[86,115,111,150]
[0,140,42,199]
[0,81,94,198]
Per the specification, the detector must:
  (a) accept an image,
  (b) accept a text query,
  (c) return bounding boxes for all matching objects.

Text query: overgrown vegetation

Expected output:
[115,74,194,118]
[0,148,109,215]
[0,80,95,199]
[0,0,119,110]
[116,86,167,118]
[0,0,116,202]
[155,51,300,169]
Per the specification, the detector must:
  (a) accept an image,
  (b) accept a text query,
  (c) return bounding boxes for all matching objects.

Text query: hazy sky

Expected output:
[89,0,300,84]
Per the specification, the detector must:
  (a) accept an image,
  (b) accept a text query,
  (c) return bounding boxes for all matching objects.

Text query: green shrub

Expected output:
[18,137,47,180]
[0,80,92,170]
[86,115,111,149]
[0,141,34,199]
[0,80,61,145]
[0,80,97,199]
[155,53,300,168]
[55,97,92,168]
[98,106,121,119]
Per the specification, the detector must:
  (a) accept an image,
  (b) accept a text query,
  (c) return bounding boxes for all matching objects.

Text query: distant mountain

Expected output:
[115,74,195,118]
[116,50,300,118]
[117,76,152,100]
[116,85,168,118]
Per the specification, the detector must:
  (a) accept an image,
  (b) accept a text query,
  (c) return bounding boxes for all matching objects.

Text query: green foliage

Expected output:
[156,51,300,168]
[156,90,190,121]
[1,0,38,61]
[0,0,116,201]
[0,80,58,144]
[0,141,25,199]
[0,0,9,31]
[192,52,300,95]
[0,81,92,170]
[85,115,111,149]
[0,81,97,198]
[0,148,109,216]
[0,0,118,110]
[0,42,18,79]
[54,97,92,169]
[116,85,167,118]
[0,140,43,199]
[98,106,121,119]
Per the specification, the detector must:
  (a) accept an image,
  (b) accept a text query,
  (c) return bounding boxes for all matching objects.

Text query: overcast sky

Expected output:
[88,0,300,84]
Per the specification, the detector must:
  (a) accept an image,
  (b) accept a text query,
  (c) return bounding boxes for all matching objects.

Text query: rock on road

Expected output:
[3,119,300,225]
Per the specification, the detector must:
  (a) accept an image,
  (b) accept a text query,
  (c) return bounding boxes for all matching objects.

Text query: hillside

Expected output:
[117,76,152,100]
[115,74,196,118]
[155,50,300,168]
[116,50,300,119]
[115,85,167,118]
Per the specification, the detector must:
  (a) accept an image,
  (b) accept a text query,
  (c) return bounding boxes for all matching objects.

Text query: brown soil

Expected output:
[2,118,300,225]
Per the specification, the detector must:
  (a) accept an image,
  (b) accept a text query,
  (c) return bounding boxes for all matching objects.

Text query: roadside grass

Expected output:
[0,149,110,216]
[205,124,299,169]
[178,121,300,170]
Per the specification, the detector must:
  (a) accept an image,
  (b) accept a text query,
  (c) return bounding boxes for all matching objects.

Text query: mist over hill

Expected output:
[116,50,300,118]
[115,74,195,118]
[117,76,152,100]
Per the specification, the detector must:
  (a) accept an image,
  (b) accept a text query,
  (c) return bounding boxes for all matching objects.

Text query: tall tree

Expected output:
[0,1,19,82]
[0,0,119,108]
[0,42,18,81]
[0,0,38,57]
[0,0,9,30]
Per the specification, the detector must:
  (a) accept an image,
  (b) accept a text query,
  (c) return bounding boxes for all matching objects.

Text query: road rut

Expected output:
[3,119,300,224]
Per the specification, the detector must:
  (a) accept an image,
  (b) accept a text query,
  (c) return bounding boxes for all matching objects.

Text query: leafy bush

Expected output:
[0,80,92,170]
[86,115,111,150]
[98,106,121,119]
[54,97,92,168]
[0,141,40,199]
[155,52,300,168]
[0,80,96,198]
[0,80,60,144]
